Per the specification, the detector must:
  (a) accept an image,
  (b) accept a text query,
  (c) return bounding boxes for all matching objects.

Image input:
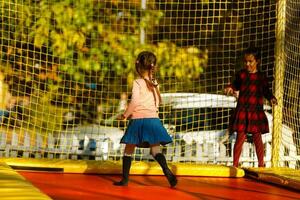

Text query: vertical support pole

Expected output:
[0,72,9,110]
[272,0,286,167]
[140,0,146,44]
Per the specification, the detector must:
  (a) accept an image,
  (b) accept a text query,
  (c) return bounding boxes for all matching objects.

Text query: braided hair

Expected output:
[135,51,162,105]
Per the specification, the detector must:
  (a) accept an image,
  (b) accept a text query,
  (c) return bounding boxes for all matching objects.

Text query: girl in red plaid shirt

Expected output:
[225,47,278,167]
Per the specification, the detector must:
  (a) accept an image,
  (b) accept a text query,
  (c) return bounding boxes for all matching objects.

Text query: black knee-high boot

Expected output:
[114,156,132,186]
[154,153,177,187]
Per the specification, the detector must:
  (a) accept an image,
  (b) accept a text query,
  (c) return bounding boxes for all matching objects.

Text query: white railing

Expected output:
[0,127,298,169]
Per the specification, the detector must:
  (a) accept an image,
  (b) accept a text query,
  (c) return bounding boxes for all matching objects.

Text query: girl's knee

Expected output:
[124,144,136,155]
[150,144,161,157]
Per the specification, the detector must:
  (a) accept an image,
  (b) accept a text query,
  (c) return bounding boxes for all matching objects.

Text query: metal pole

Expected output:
[140,0,146,44]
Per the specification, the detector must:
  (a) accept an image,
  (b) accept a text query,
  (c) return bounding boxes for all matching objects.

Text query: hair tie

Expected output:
[152,79,158,86]
[136,60,139,64]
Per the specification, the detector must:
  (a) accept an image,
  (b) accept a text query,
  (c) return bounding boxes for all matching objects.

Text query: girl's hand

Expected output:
[117,114,126,120]
[270,98,278,106]
[233,91,239,99]
[224,87,234,96]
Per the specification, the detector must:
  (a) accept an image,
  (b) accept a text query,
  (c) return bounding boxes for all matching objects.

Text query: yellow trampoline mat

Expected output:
[0,158,244,177]
[245,167,300,192]
[0,162,51,200]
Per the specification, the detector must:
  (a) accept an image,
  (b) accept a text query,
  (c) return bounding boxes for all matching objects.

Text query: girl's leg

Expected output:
[151,144,177,187]
[252,133,265,167]
[233,132,247,167]
[150,145,161,156]
[114,144,136,186]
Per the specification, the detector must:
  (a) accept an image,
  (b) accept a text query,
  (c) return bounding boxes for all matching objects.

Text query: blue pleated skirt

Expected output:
[120,118,172,148]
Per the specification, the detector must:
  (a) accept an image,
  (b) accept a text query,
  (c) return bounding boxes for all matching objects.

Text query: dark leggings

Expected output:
[233,132,264,167]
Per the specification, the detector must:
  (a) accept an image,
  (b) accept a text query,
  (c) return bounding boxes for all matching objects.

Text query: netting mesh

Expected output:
[0,0,298,169]
[282,0,300,168]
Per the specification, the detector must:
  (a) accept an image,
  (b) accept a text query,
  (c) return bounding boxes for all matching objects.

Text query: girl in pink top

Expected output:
[114,51,177,187]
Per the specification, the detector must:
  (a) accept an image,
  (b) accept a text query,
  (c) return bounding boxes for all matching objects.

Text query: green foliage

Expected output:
[1,0,207,86]
[0,0,207,132]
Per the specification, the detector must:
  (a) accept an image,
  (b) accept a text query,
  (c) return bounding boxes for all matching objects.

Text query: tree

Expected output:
[0,0,207,130]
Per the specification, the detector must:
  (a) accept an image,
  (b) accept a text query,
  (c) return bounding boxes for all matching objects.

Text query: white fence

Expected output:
[0,125,299,169]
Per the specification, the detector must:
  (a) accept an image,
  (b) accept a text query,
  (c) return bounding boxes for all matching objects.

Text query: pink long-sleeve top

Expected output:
[123,78,159,119]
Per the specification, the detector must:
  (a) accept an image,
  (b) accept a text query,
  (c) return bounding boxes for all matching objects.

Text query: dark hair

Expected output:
[135,51,161,104]
[135,51,156,74]
[243,46,261,61]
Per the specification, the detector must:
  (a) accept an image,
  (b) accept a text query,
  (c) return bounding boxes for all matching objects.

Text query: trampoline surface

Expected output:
[19,171,300,200]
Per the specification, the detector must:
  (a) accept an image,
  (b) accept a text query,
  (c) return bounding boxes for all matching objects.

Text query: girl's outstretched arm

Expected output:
[225,71,241,96]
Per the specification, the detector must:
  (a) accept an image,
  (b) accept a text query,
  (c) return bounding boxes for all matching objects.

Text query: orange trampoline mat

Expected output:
[19,171,300,200]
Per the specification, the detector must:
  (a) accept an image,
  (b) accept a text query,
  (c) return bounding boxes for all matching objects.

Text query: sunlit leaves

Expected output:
[1,0,207,91]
